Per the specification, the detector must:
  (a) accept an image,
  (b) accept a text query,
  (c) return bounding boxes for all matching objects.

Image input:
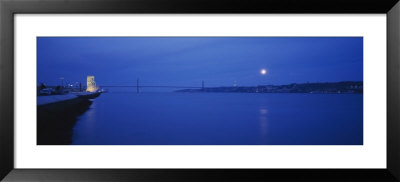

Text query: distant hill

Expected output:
[176,81,363,94]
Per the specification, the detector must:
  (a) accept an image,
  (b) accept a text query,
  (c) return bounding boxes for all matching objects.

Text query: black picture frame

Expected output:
[1,0,399,181]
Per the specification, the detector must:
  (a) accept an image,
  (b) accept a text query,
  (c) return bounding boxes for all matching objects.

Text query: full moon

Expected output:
[260,69,267,75]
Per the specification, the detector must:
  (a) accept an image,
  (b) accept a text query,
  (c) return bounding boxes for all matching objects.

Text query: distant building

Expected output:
[86,75,98,92]
[233,81,237,87]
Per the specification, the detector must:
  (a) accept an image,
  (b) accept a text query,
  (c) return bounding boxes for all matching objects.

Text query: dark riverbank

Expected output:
[37,93,100,145]
[176,81,363,94]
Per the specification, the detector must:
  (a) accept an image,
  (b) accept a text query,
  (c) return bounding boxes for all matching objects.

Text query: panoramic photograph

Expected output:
[37,37,363,145]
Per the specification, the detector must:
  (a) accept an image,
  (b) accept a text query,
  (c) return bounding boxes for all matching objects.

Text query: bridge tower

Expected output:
[202,80,204,91]
[86,75,98,92]
[137,79,139,93]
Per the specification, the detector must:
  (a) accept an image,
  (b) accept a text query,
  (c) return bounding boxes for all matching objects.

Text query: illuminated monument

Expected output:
[86,75,98,92]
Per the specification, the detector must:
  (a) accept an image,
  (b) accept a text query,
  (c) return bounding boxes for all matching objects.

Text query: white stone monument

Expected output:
[86,75,98,92]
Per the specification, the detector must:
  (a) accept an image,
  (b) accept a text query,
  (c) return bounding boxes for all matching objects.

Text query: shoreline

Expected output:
[37,92,100,145]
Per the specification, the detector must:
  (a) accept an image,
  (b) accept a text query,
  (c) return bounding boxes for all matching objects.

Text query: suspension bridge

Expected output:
[100,80,206,93]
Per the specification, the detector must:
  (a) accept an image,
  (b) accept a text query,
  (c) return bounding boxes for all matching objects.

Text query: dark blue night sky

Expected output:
[37,37,363,87]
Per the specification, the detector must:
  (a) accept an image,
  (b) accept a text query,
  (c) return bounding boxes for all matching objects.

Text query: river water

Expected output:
[71,92,363,145]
